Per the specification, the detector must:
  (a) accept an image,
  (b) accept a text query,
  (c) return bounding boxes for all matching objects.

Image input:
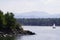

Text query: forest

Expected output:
[16,18,60,26]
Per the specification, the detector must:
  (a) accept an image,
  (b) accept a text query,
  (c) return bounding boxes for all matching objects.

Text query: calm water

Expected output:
[16,26,60,40]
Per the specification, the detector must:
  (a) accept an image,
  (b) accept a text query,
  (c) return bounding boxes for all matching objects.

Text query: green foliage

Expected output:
[0,10,22,32]
[5,12,16,29]
[0,10,4,30]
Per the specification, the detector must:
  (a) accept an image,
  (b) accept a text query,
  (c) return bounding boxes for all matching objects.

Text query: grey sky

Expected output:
[0,0,60,14]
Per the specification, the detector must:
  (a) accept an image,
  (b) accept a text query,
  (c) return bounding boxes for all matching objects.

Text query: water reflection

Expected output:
[16,34,24,40]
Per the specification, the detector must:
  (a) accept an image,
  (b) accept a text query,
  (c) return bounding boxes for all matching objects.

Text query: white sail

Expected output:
[53,24,56,29]
[53,24,55,27]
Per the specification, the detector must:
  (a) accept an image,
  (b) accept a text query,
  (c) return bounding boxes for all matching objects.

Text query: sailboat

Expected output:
[53,24,56,29]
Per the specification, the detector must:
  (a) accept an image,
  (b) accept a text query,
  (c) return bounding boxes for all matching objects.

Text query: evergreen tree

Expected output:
[0,10,4,30]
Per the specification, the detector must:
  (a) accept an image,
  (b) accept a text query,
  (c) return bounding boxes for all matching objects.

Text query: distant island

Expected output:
[15,11,60,26]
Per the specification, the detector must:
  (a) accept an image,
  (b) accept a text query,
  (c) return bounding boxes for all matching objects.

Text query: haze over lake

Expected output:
[16,26,60,40]
[15,11,60,18]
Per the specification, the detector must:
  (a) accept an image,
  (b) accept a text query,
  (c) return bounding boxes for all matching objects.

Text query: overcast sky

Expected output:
[0,0,60,14]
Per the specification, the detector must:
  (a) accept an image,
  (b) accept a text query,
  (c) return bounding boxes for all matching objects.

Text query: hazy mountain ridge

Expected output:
[15,11,60,18]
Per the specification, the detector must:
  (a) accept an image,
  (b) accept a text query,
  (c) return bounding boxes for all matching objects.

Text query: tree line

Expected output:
[16,18,60,26]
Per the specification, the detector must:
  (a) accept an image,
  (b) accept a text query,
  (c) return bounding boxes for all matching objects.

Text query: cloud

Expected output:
[0,0,60,14]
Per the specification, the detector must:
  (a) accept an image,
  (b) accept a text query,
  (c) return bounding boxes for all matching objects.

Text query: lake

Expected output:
[16,26,60,40]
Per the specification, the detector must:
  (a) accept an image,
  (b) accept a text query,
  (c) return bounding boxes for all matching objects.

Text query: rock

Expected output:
[23,30,35,35]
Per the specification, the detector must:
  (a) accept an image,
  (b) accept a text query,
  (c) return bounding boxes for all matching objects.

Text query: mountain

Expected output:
[14,11,60,18]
